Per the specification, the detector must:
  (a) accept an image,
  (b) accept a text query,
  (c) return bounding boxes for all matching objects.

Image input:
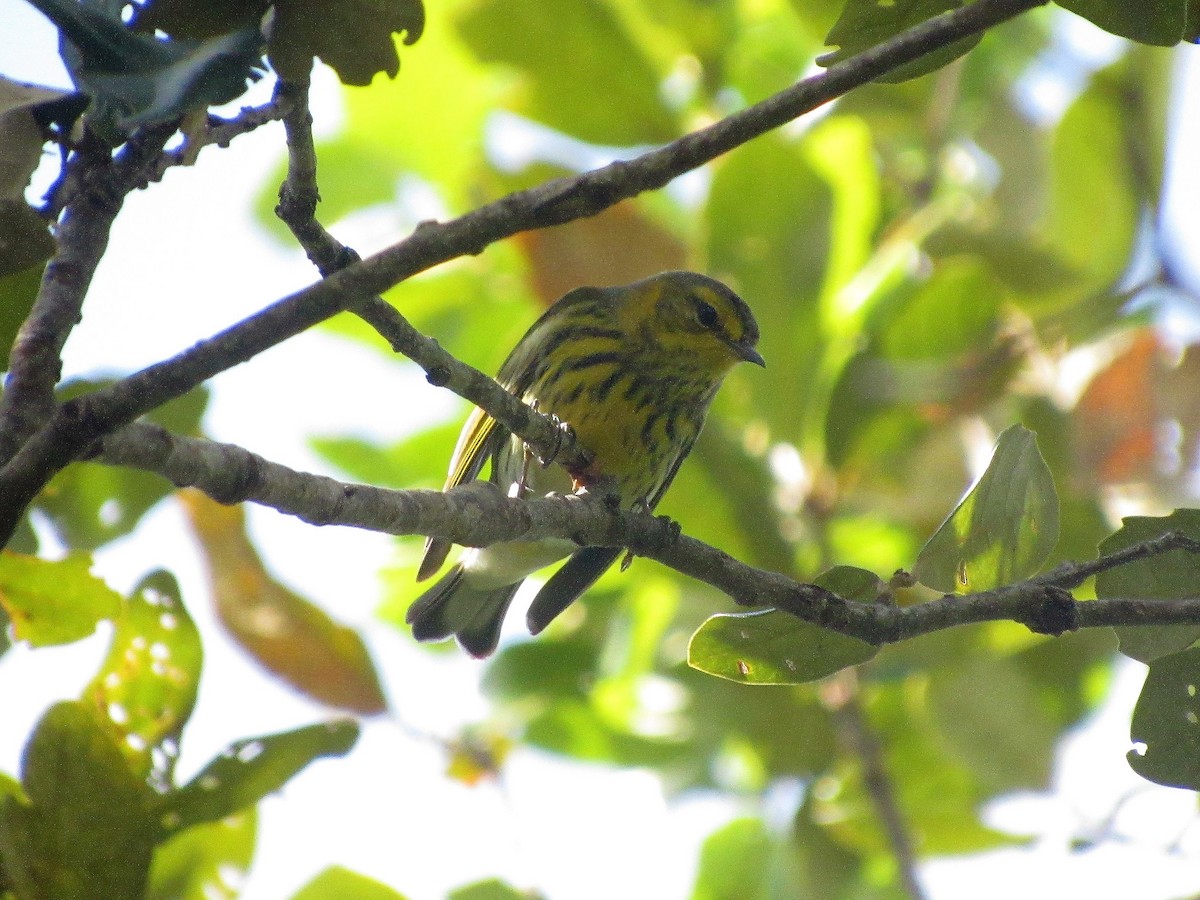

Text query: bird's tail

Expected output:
[406,565,521,658]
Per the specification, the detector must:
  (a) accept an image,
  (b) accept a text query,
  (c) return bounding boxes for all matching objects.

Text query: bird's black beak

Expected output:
[734,341,766,367]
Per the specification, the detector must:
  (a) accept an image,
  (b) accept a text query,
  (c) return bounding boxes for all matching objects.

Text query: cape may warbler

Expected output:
[408,271,763,656]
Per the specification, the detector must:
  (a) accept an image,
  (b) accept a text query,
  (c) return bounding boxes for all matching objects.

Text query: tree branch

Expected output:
[0,0,1048,547]
[97,421,1200,645]
[823,673,927,900]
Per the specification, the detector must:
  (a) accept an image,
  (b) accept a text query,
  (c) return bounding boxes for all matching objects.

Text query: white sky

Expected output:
[1,3,1199,898]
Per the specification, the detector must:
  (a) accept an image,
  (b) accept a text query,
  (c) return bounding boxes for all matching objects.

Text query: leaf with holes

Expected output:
[0,701,158,899]
[157,720,359,836]
[83,572,202,782]
[1128,647,1200,790]
[0,552,122,646]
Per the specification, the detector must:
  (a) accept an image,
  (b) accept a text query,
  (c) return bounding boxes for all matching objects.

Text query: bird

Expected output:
[406,271,764,657]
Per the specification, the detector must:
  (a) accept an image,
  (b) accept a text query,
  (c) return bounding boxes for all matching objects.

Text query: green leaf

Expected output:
[687,567,880,685]
[0,77,71,201]
[1128,647,1200,790]
[0,701,158,899]
[456,0,677,145]
[293,865,409,900]
[927,656,1060,793]
[269,0,425,85]
[140,0,425,86]
[449,879,528,900]
[83,572,202,781]
[1056,0,1189,46]
[0,264,44,369]
[690,818,772,900]
[158,720,359,835]
[147,809,256,900]
[914,425,1059,593]
[820,0,982,82]
[0,202,53,278]
[1042,73,1138,301]
[877,260,1001,361]
[0,552,122,646]
[707,131,834,444]
[1096,509,1200,663]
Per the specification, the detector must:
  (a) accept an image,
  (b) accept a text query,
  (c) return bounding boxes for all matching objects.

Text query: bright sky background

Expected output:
[2,3,1200,898]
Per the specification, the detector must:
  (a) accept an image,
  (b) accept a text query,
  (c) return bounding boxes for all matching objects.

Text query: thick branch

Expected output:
[0,0,1047,546]
[98,422,1200,645]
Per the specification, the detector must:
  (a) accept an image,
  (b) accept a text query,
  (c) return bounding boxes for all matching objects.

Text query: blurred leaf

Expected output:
[924,229,1078,298]
[927,655,1060,793]
[688,567,880,685]
[516,200,688,305]
[690,817,772,900]
[914,425,1059,593]
[147,809,256,900]
[181,491,387,714]
[280,0,493,233]
[0,77,69,200]
[707,130,833,444]
[30,0,262,139]
[820,0,982,82]
[0,552,121,646]
[820,672,1023,855]
[449,879,530,900]
[725,3,820,104]
[876,260,1001,361]
[1096,509,1200,663]
[1056,0,1190,45]
[522,698,689,770]
[0,264,45,369]
[0,701,157,899]
[82,571,202,782]
[456,0,676,145]
[1128,647,1200,790]
[159,720,359,835]
[1073,331,1160,485]
[1042,70,1137,300]
[661,425,789,572]
[442,728,512,786]
[38,461,178,550]
[311,420,462,490]
[139,0,423,86]
[0,202,53,278]
[36,381,209,550]
[292,865,409,900]
[483,637,597,702]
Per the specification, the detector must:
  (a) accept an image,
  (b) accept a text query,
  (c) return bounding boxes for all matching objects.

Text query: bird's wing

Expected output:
[416,403,504,581]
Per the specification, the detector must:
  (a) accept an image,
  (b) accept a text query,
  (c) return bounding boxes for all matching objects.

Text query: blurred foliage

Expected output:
[9,0,1200,896]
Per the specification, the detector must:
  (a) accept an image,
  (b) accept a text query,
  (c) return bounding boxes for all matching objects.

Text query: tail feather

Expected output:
[406,565,521,658]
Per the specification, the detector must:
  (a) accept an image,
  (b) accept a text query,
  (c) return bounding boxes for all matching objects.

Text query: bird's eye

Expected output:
[695,299,720,330]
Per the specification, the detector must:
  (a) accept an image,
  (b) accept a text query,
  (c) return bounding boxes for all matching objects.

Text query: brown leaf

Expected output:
[516,200,687,305]
[180,490,387,715]
[1074,330,1160,484]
